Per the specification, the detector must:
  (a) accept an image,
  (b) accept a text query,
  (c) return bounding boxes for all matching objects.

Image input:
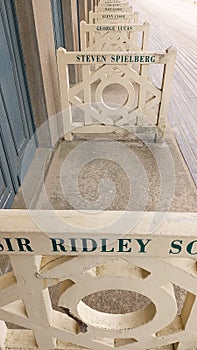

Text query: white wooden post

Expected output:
[57,48,73,140]
[135,22,150,126]
[142,21,150,50]
[71,0,79,52]
[157,47,176,139]
[80,21,87,50]
[84,0,88,22]
[137,63,149,126]
[71,0,80,82]
[82,64,92,125]
[134,22,150,128]
[10,256,56,349]
[89,9,93,23]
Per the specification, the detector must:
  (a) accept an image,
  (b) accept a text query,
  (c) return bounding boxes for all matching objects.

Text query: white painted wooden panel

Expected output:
[57,48,176,140]
[0,210,197,349]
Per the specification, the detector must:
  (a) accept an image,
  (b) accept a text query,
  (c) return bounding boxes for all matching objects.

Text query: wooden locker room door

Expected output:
[0,1,35,208]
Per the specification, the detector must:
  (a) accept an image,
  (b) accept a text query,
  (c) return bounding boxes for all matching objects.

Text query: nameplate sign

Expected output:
[102,0,123,2]
[103,1,128,2]
[98,5,131,8]
[99,3,130,5]
[102,1,128,4]
[98,7,127,11]
[1,236,197,258]
[100,13,135,19]
[81,24,146,33]
[60,52,167,64]
[90,13,136,19]
[0,210,196,258]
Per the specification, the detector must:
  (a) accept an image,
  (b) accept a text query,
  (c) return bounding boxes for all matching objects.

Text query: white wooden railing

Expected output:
[57,48,176,141]
[0,210,197,350]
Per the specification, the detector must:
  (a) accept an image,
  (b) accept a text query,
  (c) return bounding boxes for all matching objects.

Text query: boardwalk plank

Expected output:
[132,0,197,186]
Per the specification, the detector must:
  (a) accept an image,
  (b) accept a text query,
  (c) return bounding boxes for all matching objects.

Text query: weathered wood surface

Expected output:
[131,0,197,186]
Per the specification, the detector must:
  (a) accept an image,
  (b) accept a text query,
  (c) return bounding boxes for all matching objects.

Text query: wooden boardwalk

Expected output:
[132,0,197,186]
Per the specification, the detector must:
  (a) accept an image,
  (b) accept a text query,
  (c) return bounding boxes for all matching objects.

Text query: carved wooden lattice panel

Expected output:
[0,210,196,350]
[57,49,176,139]
[1,255,197,349]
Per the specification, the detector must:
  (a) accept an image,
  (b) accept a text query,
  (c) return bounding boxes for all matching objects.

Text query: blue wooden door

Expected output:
[0,1,35,208]
[51,0,65,48]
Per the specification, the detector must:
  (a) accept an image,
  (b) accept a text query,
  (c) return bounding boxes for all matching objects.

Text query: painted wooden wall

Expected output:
[0,1,35,208]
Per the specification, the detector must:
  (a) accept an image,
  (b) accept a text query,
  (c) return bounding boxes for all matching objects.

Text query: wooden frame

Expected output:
[57,48,176,141]
[80,21,150,52]
[0,210,197,350]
